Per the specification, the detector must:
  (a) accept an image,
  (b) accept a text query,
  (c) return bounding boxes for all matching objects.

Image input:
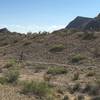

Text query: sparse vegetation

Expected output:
[67,83,80,94]
[0,77,7,84]
[0,14,100,100]
[47,67,67,75]
[72,72,79,81]
[3,59,20,83]
[5,68,19,83]
[49,44,65,52]
[43,74,52,82]
[22,81,51,98]
[70,54,85,63]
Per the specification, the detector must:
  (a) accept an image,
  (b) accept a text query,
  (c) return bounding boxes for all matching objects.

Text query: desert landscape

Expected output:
[0,13,100,100]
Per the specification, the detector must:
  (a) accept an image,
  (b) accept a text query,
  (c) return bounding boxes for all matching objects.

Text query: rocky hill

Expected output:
[0,27,100,66]
[0,16,100,99]
[66,13,100,31]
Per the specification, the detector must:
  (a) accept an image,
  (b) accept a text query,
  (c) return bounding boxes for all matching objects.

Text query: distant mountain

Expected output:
[66,14,100,31]
[0,28,10,33]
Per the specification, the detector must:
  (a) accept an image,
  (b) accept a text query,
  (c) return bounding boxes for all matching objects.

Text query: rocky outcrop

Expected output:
[66,14,100,31]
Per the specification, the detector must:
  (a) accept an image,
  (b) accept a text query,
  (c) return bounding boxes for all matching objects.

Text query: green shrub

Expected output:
[0,77,7,84]
[22,81,51,97]
[47,67,67,75]
[5,68,19,83]
[49,44,65,52]
[70,54,85,63]
[2,59,20,83]
[7,59,18,68]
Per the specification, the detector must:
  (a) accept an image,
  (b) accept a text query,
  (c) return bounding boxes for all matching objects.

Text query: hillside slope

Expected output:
[0,28,100,100]
[0,28,100,66]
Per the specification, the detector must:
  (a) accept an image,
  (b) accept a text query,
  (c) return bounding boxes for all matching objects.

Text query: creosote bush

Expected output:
[70,54,85,63]
[0,67,19,84]
[22,81,51,97]
[0,71,19,84]
[5,68,19,83]
[49,44,65,52]
[3,59,20,84]
[47,67,67,75]
[3,59,17,68]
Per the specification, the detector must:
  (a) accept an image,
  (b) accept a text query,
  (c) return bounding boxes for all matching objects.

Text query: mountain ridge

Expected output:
[66,13,100,31]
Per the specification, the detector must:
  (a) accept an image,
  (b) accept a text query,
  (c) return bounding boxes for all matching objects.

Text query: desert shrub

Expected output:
[1,59,20,84]
[82,31,96,40]
[22,81,51,97]
[52,29,68,36]
[34,66,47,73]
[72,72,79,81]
[70,54,85,63]
[47,67,67,75]
[13,39,18,43]
[49,44,65,52]
[5,68,19,83]
[35,38,45,43]
[81,83,100,95]
[86,71,95,77]
[23,41,31,46]
[4,59,19,69]
[62,95,69,100]
[43,74,52,82]
[46,95,55,100]
[67,83,80,94]
[41,31,49,35]
[75,94,84,100]
[34,66,46,70]
[0,77,7,84]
